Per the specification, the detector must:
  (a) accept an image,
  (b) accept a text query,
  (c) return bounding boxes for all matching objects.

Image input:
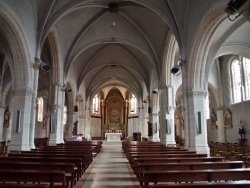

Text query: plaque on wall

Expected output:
[224,108,232,128]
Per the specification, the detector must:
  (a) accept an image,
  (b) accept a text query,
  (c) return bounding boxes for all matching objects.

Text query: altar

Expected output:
[105,133,122,142]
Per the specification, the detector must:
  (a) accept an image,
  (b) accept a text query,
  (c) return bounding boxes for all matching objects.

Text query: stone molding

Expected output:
[152,113,159,116]
[12,89,33,96]
[0,104,6,109]
[187,89,208,98]
[159,85,173,90]
[167,106,175,113]
[216,106,225,112]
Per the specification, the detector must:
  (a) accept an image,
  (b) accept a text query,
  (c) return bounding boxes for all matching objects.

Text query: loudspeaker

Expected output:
[171,65,180,74]
[40,61,50,72]
[74,106,78,112]
[148,107,152,113]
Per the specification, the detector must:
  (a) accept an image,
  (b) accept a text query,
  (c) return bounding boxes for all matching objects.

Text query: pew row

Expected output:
[0,183,50,188]
[142,169,250,186]
[130,157,224,170]
[0,156,82,181]
[148,180,250,188]
[0,169,66,188]
[134,161,244,185]
[0,161,76,188]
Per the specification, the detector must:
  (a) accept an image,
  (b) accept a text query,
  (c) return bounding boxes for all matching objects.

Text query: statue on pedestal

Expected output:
[238,119,246,138]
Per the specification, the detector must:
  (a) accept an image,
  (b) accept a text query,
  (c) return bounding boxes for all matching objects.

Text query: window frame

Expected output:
[230,56,250,104]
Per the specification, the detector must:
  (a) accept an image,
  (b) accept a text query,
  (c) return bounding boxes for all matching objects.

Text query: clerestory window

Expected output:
[230,57,250,103]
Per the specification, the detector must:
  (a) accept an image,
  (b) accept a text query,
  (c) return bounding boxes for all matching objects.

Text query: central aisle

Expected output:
[81,141,137,188]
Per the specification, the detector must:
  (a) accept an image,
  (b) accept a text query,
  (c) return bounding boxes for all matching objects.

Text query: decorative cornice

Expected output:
[152,113,159,116]
[12,89,33,96]
[186,89,208,97]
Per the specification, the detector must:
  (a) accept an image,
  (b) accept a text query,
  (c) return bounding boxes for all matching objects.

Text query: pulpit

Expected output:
[238,138,247,147]
[105,133,122,142]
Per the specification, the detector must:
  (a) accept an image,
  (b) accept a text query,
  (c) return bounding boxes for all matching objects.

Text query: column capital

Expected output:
[34,58,42,69]
[12,88,33,96]
[159,85,173,90]
[186,89,208,98]
[152,112,159,116]
[216,106,225,111]
[167,105,175,113]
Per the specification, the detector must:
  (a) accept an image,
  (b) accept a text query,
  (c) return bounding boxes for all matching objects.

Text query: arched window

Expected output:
[92,94,99,113]
[130,94,137,114]
[230,57,250,103]
[63,106,67,125]
[37,97,44,122]
[243,57,250,99]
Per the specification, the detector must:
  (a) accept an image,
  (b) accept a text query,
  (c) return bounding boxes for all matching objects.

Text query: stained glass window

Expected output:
[130,94,137,114]
[243,57,250,100]
[63,106,67,125]
[92,94,99,113]
[37,97,44,122]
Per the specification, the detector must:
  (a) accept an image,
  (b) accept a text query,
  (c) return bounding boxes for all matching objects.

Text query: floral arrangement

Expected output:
[125,136,134,141]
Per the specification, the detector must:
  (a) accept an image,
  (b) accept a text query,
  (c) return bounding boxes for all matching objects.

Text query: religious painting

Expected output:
[109,107,120,124]
[3,109,11,128]
[224,108,232,128]
[148,122,153,136]
[43,117,47,129]
[210,109,217,129]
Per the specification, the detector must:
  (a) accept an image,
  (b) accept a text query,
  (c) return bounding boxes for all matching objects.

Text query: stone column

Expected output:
[159,86,166,143]
[148,104,153,141]
[0,104,6,141]
[216,106,226,142]
[48,82,65,145]
[9,88,33,151]
[29,58,41,149]
[65,106,74,140]
[78,115,85,136]
[181,60,189,149]
[165,85,176,145]
[186,89,210,154]
[125,100,129,138]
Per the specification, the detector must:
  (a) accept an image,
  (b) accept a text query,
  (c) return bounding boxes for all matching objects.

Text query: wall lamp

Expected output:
[152,88,158,94]
[225,0,247,21]
[40,61,50,73]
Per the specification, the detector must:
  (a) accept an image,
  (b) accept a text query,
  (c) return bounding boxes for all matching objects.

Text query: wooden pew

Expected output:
[0,156,82,181]
[0,161,76,188]
[62,140,103,148]
[126,150,194,158]
[22,149,93,165]
[0,183,50,188]
[0,169,66,188]
[8,152,88,174]
[124,148,187,157]
[134,161,244,185]
[128,153,209,165]
[122,141,165,146]
[51,145,101,157]
[131,157,224,170]
[32,147,95,159]
[142,168,250,186]
[148,180,250,188]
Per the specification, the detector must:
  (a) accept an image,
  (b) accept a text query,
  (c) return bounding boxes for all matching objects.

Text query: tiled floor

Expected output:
[75,141,139,188]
